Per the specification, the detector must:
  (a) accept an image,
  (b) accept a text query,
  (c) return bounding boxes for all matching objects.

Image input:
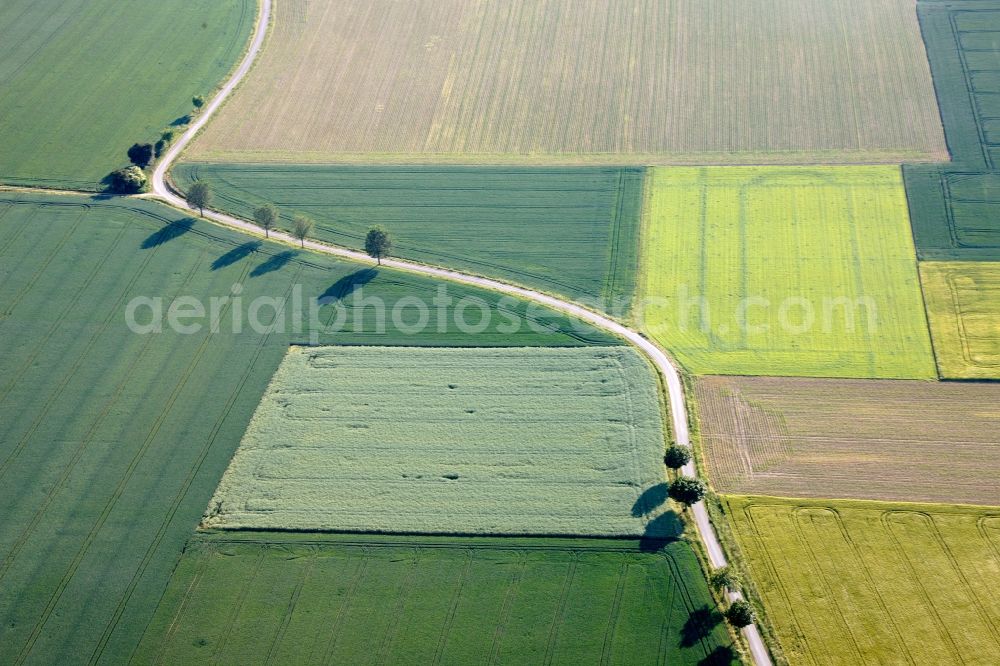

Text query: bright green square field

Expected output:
[639,166,936,378]
[204,345,676,537]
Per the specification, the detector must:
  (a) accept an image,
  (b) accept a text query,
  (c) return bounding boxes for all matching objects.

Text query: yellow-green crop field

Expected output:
[724,496,1000,665]
[920,262,1000,379]
[187,0,946,164]
[205,345,678,537]
[639,166,936,378]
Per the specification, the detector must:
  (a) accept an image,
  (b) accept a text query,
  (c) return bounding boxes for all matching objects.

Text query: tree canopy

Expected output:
[127,143,154,168]
[186,180,211,216]
[664,445,692,469]
[365,226,392,265]
[254,204,279,237]
[709,567,742,593]
[107,166,147,194]
[668,476,707,507]
[725,600,755,628]
[292,214,314,247]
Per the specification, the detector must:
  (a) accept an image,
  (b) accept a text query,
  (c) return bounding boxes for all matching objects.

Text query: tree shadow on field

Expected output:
[638,510,683,553]
[250,250,298,277]
[95,174,121,197]
[141,218,195,249]
[698,645,738,665]
[318,268,378,304]
[212,241,261,271]
[632,482,669,517]
[170,114,192,127]
[680,606,724,648]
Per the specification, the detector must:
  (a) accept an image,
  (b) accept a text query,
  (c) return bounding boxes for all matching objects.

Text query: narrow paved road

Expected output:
[150,1,772,663]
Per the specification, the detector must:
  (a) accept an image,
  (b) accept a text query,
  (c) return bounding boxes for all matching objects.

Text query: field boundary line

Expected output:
[264,549,316,665]
[431,549,473,665]
[147,1,772,661]
[599,560,629,665]
[541,553,578,666]
[209,546,267,664]
[950,9,993,169]
[320,552,370,665]
[152,545,214,666]
[486,552,527,666]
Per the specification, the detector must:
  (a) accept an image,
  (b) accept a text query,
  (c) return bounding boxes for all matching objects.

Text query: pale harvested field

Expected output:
[695,376,1000,505]
[189,0,947,164]
[204,346,675,536]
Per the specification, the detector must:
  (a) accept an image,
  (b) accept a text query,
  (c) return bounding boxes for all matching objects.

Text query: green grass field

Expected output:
[724,496,1000,665]
[906,168,1000,260]
[920,261,1000,378]
[639,166,936,378]
[0,191,616,663]
[915,1,1000,169]
[133,532,736,665]
[904,2,1000,261]
[173,163,642,312]
[205,345,674,537]
[0,0,254,190]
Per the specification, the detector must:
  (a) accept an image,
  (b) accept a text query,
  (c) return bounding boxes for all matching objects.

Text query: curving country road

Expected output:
[150,1,772,663]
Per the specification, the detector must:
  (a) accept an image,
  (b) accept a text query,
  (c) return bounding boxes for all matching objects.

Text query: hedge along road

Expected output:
[150,0,772,663]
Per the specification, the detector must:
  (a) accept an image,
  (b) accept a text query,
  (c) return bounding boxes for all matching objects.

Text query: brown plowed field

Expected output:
[696,376,1000,505]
